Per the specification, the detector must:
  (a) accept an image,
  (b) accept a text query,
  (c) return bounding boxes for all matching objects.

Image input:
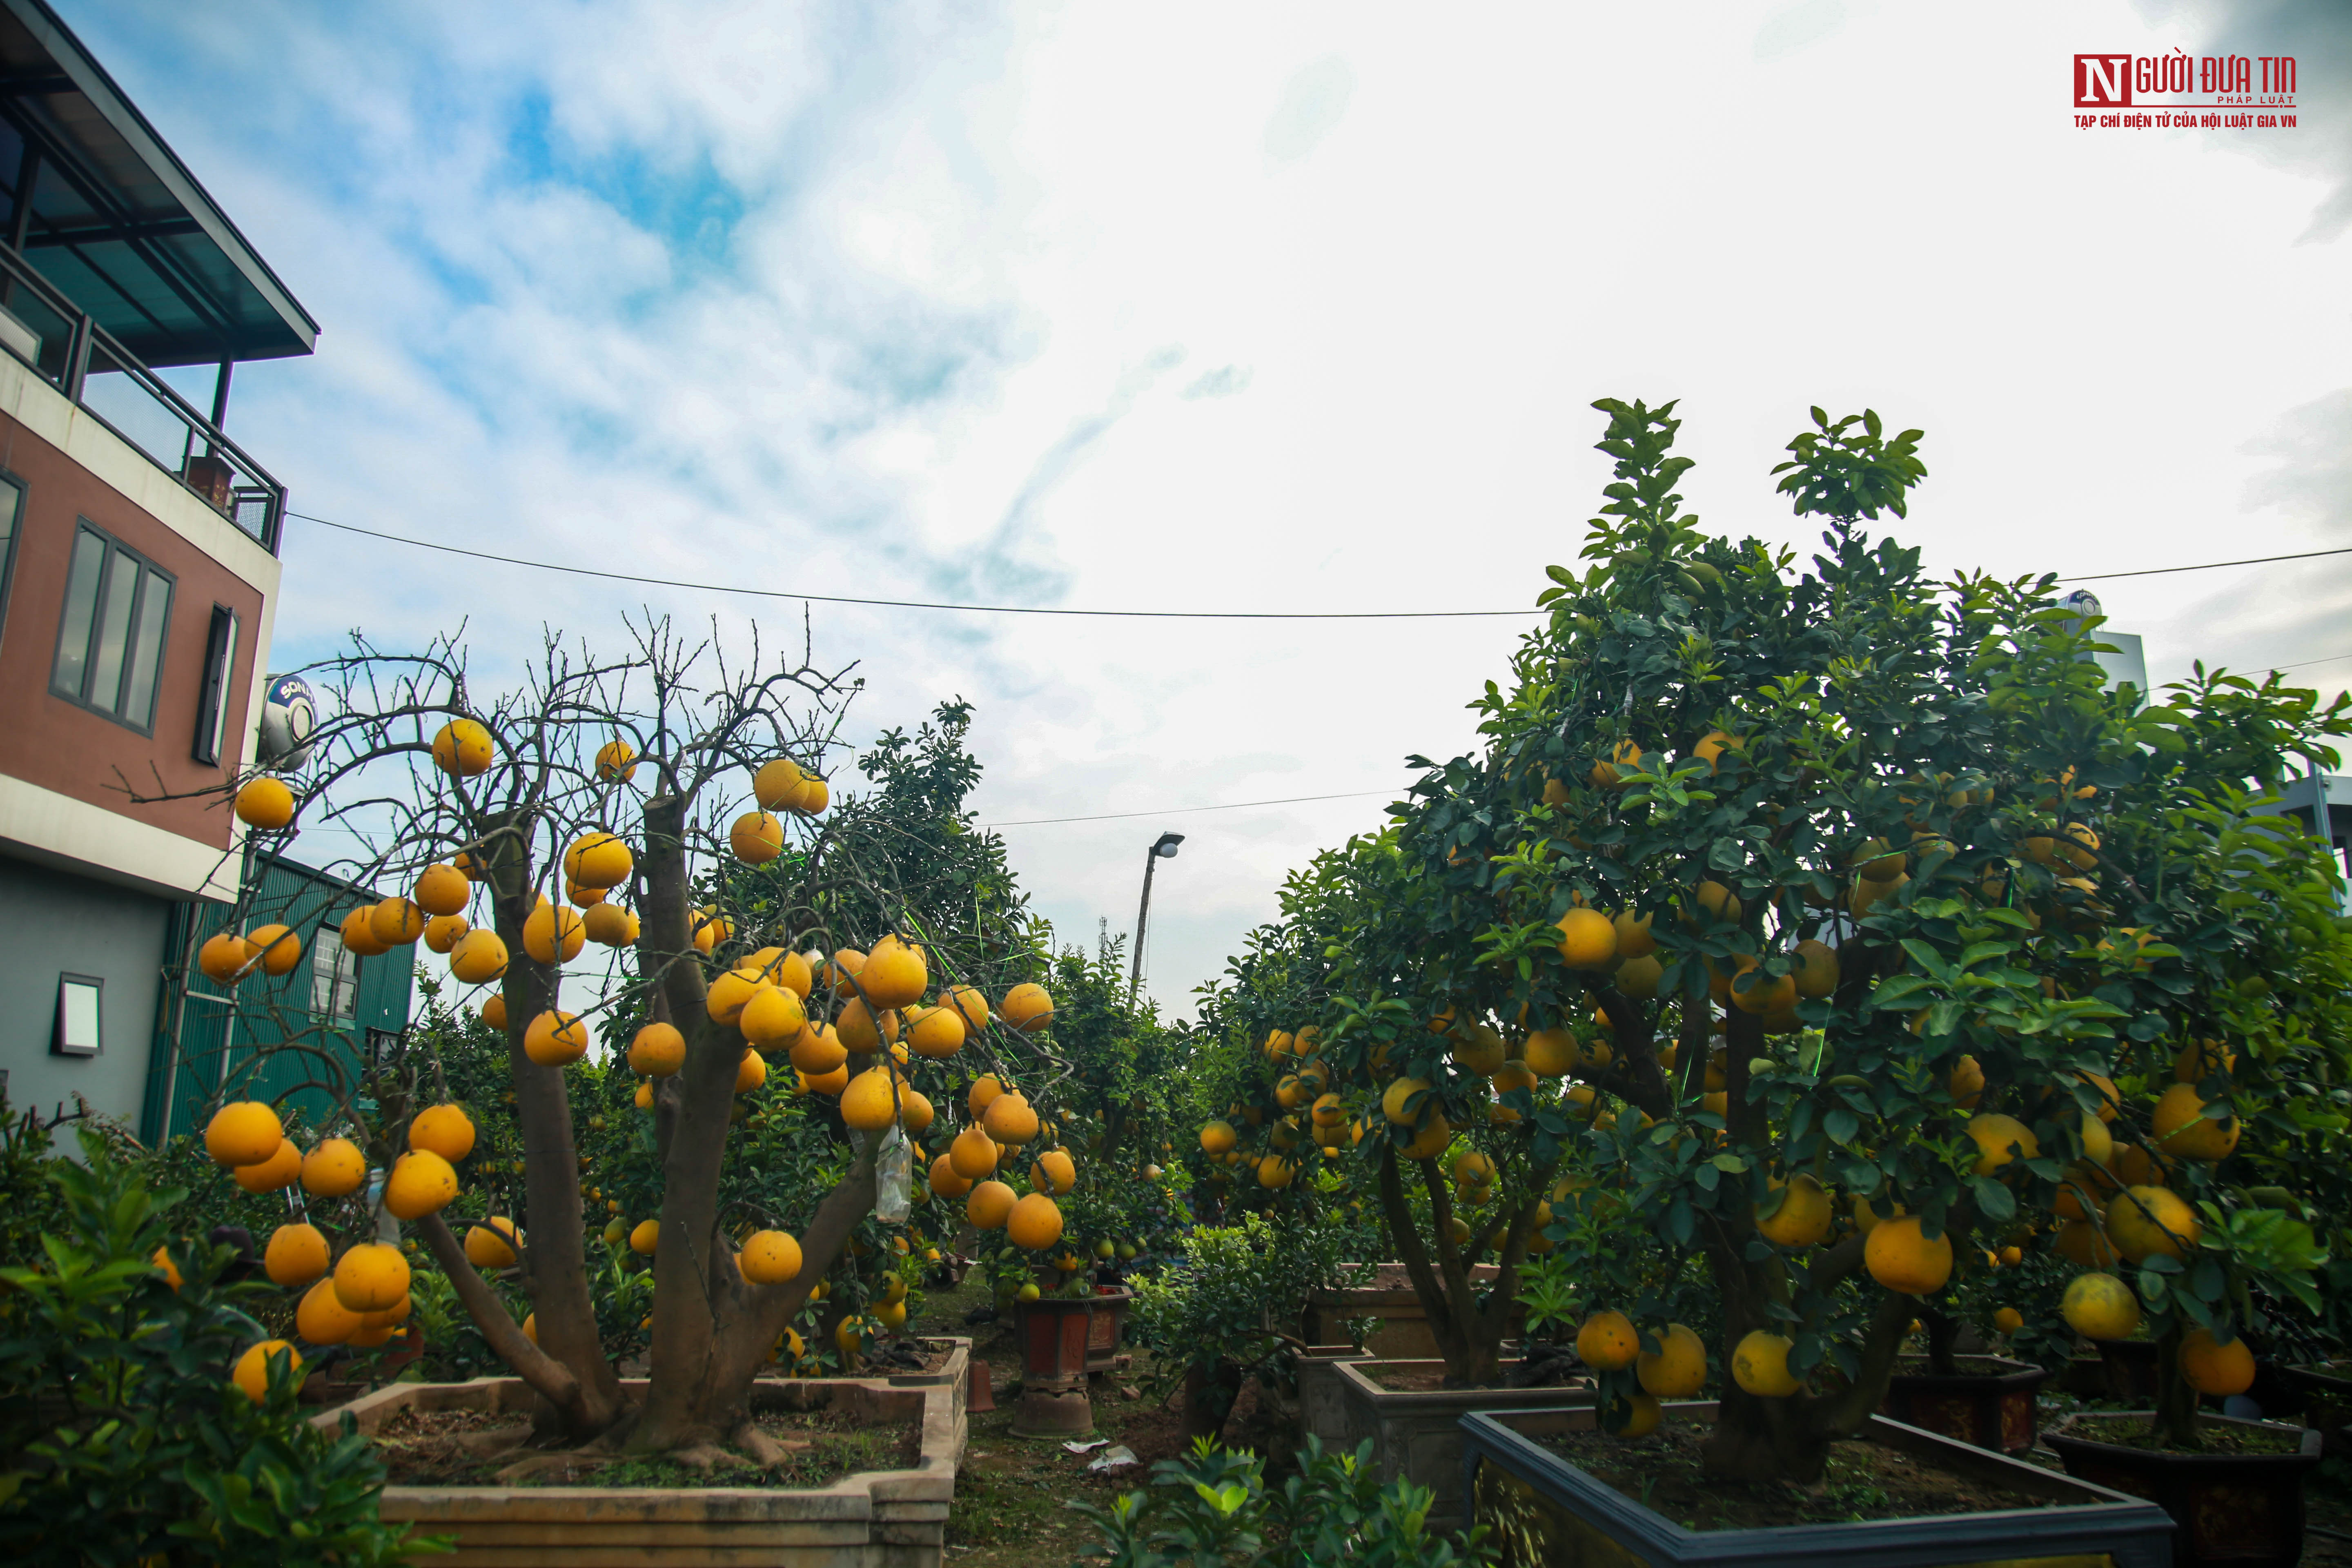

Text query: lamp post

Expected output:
[1129,831,1184,1003]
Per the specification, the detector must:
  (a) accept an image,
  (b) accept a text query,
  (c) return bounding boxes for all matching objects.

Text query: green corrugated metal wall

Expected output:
[140,853,412,1144]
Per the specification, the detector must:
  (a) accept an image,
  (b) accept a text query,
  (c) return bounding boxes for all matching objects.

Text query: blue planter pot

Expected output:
[1459,1403,2175,1568]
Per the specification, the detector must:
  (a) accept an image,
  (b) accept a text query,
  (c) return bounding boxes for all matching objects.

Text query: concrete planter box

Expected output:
[1305,1263,1510,1359]
[1461,1402,2174,1568]
[317,1345,969,1568]
[2045,1410,2322,1568]
[1296,1345,1370,1450]
[1332,1356,1592,1530]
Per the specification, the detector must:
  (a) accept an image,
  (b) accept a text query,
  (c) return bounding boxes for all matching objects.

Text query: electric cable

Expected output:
[285,510,2352,621]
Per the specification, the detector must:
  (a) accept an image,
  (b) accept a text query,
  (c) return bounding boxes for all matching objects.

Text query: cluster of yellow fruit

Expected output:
[726,758,833,865]
[1570,1311,1708,1436]
[1550,886,1835,1038]
[197,1098,497,1397]
[926,1074,1068,1253]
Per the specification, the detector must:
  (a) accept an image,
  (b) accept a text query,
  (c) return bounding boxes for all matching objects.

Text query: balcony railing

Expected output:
[0,242,285,554]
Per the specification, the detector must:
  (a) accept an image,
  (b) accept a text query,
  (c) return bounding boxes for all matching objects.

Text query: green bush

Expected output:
[0,1129,435,1566]
[1068,1435,1494,1568]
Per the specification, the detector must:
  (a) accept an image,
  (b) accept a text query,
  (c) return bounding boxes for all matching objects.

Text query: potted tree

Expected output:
[1196,397,2349,1560]
[142,624,1095,1564]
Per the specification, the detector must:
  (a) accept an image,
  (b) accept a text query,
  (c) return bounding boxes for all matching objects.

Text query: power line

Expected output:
[2066,546,2352,582]
[285,513,1537,621]
[982,790,1396,827]
[289,509,2352,618]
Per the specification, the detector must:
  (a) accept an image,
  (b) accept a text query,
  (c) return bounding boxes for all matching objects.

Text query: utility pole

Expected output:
[1129,832,1184,1002]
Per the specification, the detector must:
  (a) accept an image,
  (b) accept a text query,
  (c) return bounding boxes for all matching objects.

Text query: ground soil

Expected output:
[2062,1413,2303,1454]
[921,1268,1300,1566]
[1543,1417,2058,1532]
[372,1401,919,1490]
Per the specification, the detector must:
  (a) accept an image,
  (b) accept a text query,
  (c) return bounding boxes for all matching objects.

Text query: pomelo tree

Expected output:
[1206,399,2352,1477]
[162,623,1079,1461]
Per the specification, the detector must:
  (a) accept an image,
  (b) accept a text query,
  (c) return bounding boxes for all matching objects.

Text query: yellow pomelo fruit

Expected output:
[1000,982,1055,1031]
[1637,1323,1707,1397]
[232,1340,302,1401]
[1555,909,1618,971]
[1524,1030,1581,1077]
[263,1223,330,1287]
[630,1022,686,1076]
[860,936,928,1009]
[1864,1215,1953,1295]
[333,1243,410,1313]
[1755,1174,1833,1249]
[383,1151,459,1220]
[523,1010,588,1067]
[1008,1192,1065,1250]
[233,1138,303,1193]
[2180,1327,2256,1395]
[1576,1310,1640,1371]
[2060,1271,2141,1341]
[234,775,296,829]
[2105,1186,2200,1262]
[1966,1113,2040,1176]
[740,1229,804,1285]
[983,1092,1040,1145]
[301,1138,366,1196]
[431,719,494,777]
[2151,1082,2238,1161]
[1732,1330,1800,1396]
[465,1218,523,1269]
[448,929,509,984]
[630,1219,660,1255]
[409,1103,476,1162]
[205,1100,283,1168]
[296,1278,361,1344]
[967,1180,1017,1229]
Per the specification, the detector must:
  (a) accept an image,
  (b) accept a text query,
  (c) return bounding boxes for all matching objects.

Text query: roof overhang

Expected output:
[0,0,316,367]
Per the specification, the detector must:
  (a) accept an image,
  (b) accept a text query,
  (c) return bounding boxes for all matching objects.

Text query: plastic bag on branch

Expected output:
[874,1125,912,1224]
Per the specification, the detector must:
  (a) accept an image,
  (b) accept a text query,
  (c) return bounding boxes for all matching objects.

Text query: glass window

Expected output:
[49,521,174,733]
[51,526,103,698]
[0,474,21,641]
[310,926,358,1023]
[121,568,171,728]
[193,606,238,765]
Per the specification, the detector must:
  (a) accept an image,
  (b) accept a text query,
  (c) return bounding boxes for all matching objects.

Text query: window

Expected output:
[51,521,173,732]
[53,974,102,1056]
[0,474,21,642]
[192,605,239,765]
[366,1027,403,1067]
[310,926,359,1023]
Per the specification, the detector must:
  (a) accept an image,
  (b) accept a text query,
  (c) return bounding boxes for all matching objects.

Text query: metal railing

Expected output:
[0,241,285,553]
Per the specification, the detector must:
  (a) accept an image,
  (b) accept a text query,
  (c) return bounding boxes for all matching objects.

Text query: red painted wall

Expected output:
[0,410,266,852]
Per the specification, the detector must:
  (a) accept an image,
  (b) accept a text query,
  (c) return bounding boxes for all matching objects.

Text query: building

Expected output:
[0,0,334,1128]
[142,850,412,1145]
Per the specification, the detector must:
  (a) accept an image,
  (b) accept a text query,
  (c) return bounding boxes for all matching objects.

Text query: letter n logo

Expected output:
[2075,54,2132,107]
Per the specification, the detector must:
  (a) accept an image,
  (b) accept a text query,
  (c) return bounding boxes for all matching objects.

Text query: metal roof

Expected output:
[0,0,317,367]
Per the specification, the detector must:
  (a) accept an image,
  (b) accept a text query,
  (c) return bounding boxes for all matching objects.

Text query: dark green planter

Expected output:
[2045,1411,2321,1568]
[1880,1354,2048,1455]
[2281,1361,2352,1457]
[1460,1402,2174,1568]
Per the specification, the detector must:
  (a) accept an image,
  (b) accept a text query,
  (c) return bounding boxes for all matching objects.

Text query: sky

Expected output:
[62,0,2352,1020]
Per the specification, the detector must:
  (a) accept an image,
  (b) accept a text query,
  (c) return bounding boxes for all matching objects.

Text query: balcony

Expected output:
[0,238,283,551]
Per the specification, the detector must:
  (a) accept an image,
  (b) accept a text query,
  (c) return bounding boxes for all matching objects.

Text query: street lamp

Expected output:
[1129,831,1185,1002]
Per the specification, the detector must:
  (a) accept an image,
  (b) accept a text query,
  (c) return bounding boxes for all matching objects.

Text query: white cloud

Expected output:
[59,0,2352,1018]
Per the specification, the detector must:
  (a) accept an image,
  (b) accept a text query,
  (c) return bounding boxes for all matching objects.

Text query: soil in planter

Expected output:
[2066,1414,2305,1455]
[1540,1421,2059,1532]
[1892,1355,2031,1377]
[1363,1362,1540,1392]
[372,1403,920,1489]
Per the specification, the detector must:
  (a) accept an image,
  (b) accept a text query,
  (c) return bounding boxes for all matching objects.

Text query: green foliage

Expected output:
[1130,1214,1366,1417]
[0,1131,434,1566]
[1067,1436,1494,1568]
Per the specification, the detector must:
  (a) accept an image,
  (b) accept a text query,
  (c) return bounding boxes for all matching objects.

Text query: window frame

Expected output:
[0,470,22,650]
[310,923,359,1024]
[49,518,175,735]
[192,603,239,765]
[53,973,102,1057]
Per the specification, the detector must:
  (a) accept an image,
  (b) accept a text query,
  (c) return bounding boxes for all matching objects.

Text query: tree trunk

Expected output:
[1923,1306,1962,1376]
[1181,1360,1244,1443]
[2153,1322,2201,1450]
[480,807,623,1439]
